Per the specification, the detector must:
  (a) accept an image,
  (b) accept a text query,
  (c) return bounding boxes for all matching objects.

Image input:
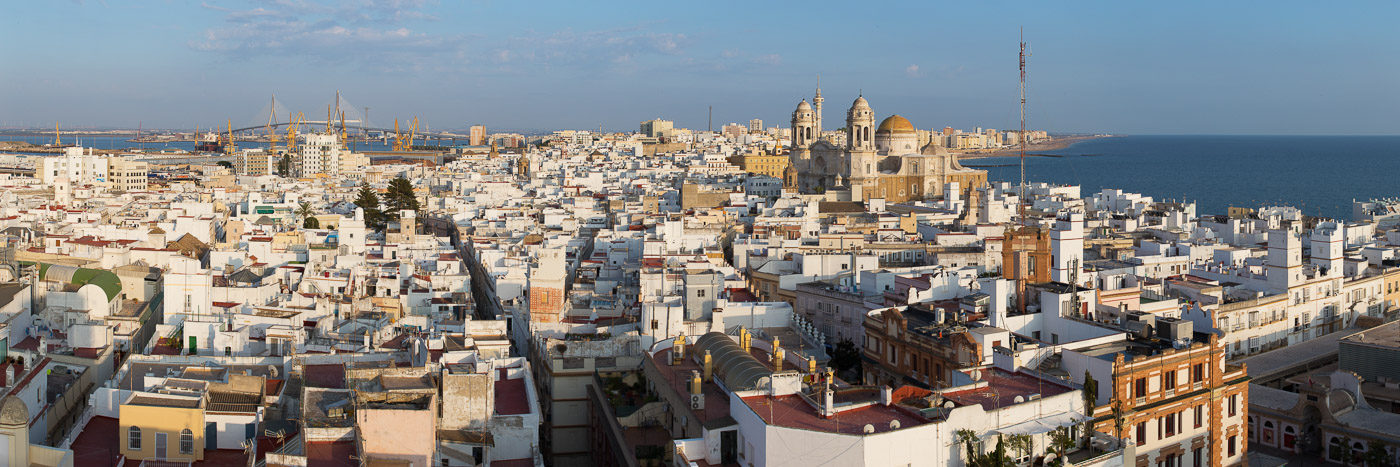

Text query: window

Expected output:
[128,426,142,450]
[1164,369,1177,390]
[1229,394,1238,416]
[1134,378,1147,399]
[1193,447,1203,466]
[1192,363,1204,384]
[1165,413,1176,437]
[180,429,194,454]
[1228,435,1237,456]
[1194,405,1203,428]
[1136,422,1147,446]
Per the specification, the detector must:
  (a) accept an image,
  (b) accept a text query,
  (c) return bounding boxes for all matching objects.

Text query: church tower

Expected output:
[846,96,874,152]
[791,100,815,148]
[813,79,824,137]
[846,96,876,201]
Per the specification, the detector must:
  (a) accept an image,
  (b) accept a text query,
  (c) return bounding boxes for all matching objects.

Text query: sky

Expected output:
[2,1,1398,135]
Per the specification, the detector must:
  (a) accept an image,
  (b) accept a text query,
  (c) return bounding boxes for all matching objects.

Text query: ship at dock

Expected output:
[194,131,224,153]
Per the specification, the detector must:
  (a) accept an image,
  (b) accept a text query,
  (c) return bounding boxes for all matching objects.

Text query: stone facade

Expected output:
[783,87,988,203]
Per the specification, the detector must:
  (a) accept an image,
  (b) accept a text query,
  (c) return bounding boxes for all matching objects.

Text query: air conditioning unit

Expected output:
[690,393,705,411]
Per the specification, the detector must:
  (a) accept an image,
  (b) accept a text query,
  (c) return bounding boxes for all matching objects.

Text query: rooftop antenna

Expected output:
[1019,27,1031,225]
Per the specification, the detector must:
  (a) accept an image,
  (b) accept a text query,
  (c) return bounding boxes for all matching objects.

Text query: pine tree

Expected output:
[385,176,421,215]
[354,184,386,232]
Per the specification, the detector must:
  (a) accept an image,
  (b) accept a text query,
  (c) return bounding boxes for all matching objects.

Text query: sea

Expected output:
[4,134,1398,221]
[969,135,1400,221]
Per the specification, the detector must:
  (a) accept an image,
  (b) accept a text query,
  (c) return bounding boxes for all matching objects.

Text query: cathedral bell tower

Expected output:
[813,78,824,137]
[791,100,815,149]
[846,96,876,201]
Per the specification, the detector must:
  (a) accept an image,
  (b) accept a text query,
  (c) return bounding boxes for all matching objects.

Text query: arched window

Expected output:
[128,426,142,450]
[180,429,194,454]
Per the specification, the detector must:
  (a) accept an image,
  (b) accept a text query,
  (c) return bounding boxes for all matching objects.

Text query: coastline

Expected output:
[953,134,1113,160]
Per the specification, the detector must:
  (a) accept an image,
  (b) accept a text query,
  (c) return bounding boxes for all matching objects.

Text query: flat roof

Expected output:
[1237,326,1364,379]
[127,394,201,409]
[939,369,1074,411]
[739,394,926,435]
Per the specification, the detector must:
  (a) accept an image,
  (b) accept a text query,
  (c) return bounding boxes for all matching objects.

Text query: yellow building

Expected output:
[728,149,791,179]
[119,393,207,462]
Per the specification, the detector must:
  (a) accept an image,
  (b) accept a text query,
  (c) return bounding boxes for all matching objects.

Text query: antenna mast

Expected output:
[1019,28,1030,225]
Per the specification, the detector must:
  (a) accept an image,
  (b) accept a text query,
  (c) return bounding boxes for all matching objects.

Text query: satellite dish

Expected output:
[268,365,279,378]
[889,420,901,430]
[943,401,955,408]
[1014,395,1025,403]
[863,424,876,434]
[970,369,983,382]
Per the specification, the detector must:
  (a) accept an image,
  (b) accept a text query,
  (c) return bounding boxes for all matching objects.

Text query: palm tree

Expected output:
[296,202,314,226]
[1047,426,1077,466]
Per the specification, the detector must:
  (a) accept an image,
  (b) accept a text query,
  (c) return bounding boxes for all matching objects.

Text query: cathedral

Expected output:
[781,86,988,203]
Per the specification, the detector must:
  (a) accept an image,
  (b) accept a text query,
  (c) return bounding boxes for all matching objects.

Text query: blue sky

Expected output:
[2,1,1397,134]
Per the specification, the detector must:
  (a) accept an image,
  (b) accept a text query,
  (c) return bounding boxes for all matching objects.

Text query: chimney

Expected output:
[702,351,713,382]
[689,370,703,395]
[772,340,785,369]
[808,355,818,374]
[38,337,47,357]
[880,386,893,406]
[822,387,835,418]
[671,334,687,365]
[739,328,750,353]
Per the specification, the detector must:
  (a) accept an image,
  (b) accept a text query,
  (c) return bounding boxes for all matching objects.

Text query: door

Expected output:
[206,422,217,450]
[720,430,737,464]
[154,432,168,460]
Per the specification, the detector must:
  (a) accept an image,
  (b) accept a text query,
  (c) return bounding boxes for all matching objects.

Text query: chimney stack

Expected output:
[880,385,893,406]
[671,334,687,365]
[822,387,835,418]
[739,328,751,353]
[771,338,784,369]
[689,370,703,395]
[702,350,713,382]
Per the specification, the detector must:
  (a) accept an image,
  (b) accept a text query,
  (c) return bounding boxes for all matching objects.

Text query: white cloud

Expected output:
[905,64,924,78]
[753,54,782,66]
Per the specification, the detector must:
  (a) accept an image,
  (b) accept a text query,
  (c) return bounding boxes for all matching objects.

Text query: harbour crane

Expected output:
[286,112,306,150]
[224,119,237,155]
[393,118,419,151]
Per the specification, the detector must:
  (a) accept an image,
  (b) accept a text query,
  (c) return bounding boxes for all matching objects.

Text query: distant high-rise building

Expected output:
[721,123,746,140]
[469,125,487,146]
[640,119,673,139]
[942,126,955,136]
[748,119,763,133]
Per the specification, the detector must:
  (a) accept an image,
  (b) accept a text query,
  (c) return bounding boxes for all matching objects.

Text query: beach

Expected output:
[953,134,1112,159]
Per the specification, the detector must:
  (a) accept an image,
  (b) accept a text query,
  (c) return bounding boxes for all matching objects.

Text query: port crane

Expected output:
[393,118,418,151]
[223,119,237,155]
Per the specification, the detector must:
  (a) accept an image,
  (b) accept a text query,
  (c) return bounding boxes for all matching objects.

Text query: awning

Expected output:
[993,412,1086,436]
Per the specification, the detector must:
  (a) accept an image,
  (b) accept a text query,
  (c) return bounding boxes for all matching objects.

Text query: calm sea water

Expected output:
[972,135,1400,221]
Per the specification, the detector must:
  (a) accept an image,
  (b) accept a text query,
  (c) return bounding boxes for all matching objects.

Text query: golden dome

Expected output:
[876,115,915,133]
